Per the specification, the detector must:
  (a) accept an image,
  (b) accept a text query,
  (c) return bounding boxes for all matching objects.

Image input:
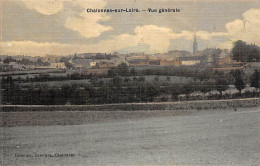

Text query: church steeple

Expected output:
[193,34,198,55]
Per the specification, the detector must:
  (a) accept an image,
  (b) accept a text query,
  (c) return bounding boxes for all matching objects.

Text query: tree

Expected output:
[232,40,260,62]
[232,40,247,62]
[89,74,99,86]
[137,76,145,82]
[214,71,229,94]
[146,84,160,101]
[70,89,87,105]
[233,70,245,92]
[108,63,129,77]
[17,58,34,65]
[117,63,129,76]
[3,56,16,64]
[154,76,159,82]
[123,77,130,83]
[215,77,229,94]
[60,56,70,62]
[111,76,122,88]
[250,70,259,88]
[36,57,43,65]
[65,62,73,69]
[130,68,136,76]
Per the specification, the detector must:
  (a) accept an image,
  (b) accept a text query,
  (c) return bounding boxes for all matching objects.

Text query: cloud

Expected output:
[20,0,113,38]
[134,25,173,52]
[107,8,260,52]
[65,13,113,38]
[65,0,113,38]
[95,25,227,53]
[0,25,228,55]
[0,41,84,56]
[218,8,260,49]
[20,0,63,15]
[3,3,260,55]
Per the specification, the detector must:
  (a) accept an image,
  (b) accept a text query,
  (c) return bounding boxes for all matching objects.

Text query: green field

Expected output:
[20,75,193,87]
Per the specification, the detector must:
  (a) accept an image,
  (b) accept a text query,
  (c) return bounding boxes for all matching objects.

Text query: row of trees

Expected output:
[1,69,259,105]
[1,78,160,105]
[0,56,50,66]
[7,63,214,84]
[10,72,90,83]
[108,63,214,80]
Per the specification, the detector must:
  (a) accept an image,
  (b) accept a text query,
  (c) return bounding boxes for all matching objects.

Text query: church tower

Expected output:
[193,34,198,55]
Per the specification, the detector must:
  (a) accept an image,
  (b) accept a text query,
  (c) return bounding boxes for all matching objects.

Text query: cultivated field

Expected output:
[2,98,259,112]
[18,75,192,87]
[1,107,260,165]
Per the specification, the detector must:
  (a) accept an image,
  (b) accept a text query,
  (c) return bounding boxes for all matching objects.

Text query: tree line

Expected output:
[1,69,259,105]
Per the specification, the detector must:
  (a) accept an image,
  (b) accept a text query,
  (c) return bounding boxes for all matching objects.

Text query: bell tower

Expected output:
[193,34,198,55]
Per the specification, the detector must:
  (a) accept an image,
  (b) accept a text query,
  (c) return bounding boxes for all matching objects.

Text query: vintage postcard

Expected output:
[1,0,260,165]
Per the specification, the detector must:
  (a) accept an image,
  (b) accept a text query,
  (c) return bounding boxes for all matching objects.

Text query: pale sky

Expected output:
[1,0,260,56]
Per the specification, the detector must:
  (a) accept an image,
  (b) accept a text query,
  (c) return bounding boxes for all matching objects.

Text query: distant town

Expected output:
[1,36,259,74]
[1,37,259,105]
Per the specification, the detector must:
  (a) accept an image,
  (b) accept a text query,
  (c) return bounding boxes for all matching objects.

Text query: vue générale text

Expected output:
[86,8,181,13]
